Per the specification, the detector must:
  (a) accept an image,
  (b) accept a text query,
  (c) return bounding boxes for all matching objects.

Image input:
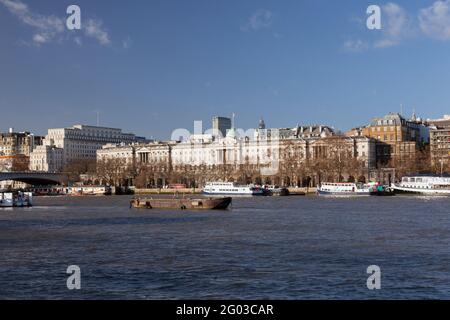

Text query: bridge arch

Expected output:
[0,172,64,185]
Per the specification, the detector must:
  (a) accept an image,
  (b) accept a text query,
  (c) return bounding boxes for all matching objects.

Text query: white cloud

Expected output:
[241,9,273,32]
[343,2,413,52]
[342,39,369,52]
[419,0,450,40]
[84,19,110,45]
[32,33,49,44]
[0,0,111,46]
[383,3,411,38]
[344,1,450,52]
[373,38,398,48]
[374,3,413,49]
[0,0,27,16]
[0,0,64,45]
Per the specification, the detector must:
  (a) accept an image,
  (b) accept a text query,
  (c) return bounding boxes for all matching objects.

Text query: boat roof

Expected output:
[322,182,359,185]
[403,174,450,178]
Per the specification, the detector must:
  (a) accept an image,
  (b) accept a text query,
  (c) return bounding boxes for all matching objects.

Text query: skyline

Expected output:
[2,0,450,139]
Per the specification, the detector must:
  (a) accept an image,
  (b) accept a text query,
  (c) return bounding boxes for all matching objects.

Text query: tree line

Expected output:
[59,137,437,187]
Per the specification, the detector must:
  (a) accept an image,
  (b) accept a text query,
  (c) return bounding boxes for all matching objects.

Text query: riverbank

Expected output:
[288,187,316,195]
[135,188,202,195]
[134,187,317,195]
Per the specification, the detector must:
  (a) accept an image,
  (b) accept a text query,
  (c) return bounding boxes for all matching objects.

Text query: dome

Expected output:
[226,128,237,139]
[258,118,266,129]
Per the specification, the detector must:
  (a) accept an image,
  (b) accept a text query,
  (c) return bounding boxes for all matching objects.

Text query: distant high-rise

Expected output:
[212,116,232,138]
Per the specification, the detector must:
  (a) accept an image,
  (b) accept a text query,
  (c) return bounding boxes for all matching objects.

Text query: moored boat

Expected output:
[391,175,450,195]
[0,191,33,207]
[368,183,395,196]
[28,186,67,196]
[264,185,290,196]
[130,196,232,210]
[203,182,265,196]
[66,185,112,196]
[317,182,374,196]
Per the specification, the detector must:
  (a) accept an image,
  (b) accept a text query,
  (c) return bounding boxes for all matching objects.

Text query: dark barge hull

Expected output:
[370,191,396,196]
[130,197,232,210]
[268,189,290,196]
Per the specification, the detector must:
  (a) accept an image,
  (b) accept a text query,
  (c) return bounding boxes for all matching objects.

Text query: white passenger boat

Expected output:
[317,182,375,196]
[66,185,112,196]
[391,176,450,195]
[203,182,265,196]
[0,192,33,207]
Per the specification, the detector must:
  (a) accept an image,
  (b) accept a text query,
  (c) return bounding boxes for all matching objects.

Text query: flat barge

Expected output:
[130,197,232,210]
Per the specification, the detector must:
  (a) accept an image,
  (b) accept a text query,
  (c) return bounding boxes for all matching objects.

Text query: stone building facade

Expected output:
[0,129,43,158]
[362,113,429,166]
[96,124,376,187]
[30,124,147,172]
[429,126,450,170]
[0,128,43,188]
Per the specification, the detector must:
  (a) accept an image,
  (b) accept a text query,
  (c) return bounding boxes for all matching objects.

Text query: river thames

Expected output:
[0,195,449,299]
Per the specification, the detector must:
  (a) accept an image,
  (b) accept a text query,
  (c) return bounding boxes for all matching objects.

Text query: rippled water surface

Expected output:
[1,195,450,299]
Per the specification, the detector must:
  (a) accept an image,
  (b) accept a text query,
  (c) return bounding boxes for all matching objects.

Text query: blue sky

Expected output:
[1,0,450,139]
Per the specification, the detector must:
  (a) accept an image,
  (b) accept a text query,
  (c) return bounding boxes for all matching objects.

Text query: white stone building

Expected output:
[136,142,174,165]
[30,124,146,172]
[97,143,136,166]
[29,145,64,172]
[353,136,377,169]
[98,123,373,174]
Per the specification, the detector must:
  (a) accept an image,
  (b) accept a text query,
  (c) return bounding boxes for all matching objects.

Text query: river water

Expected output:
[0,195,449,299]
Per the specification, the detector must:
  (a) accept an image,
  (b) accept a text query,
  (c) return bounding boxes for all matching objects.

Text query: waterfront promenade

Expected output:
[133,187,316,195]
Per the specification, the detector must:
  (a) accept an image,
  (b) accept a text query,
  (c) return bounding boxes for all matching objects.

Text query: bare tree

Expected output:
[96,158,130,186]
[64,158,96,184]
[11,155,30,172]
[135,163,157,188]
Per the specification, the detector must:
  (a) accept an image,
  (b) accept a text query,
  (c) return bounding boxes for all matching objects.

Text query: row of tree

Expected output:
[58,136,444,187]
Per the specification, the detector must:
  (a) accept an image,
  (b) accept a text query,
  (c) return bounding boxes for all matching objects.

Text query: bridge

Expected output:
[0,172,64,185]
